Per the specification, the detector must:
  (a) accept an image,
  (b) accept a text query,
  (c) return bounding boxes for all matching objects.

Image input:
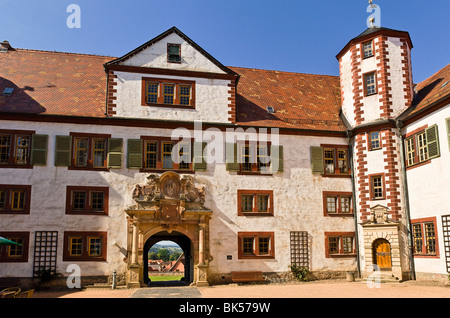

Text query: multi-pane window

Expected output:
[322,146,349,175]
[369,131,381,150]
[325,232,356,257]
[64,232,107,261]
[0,232,29,262]
[405,137,415,166]
[142,138,193,171]
[146,82,158,103]
[412,218,438,256]
[0,185,31,214]
[364,72,377,96]
[417,132,428,162]
[163,84,175,104]
[144,141,158,169]
[363,41,374,58]
[238,190,273,216]
[239,143,270,173]
[88,237,102,256]
[404,125,440,168]
[71,134,109,169]
[370,175,384,200]
[0,131,33,167]
[66,186,108,215]
[179,85,191,106]
[323,192,353,216]
[238,232,274,259]
[70,237,83,256]
[143,78,194,107]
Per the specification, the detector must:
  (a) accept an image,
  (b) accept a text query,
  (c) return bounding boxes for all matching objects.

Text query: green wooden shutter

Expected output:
[107,138,123,169]
[446,118,450,152]
[426,125,440,159]
[127,139,142,169]
[193,142,207,171]
[225,143,239,171]
[270,145,283,173]
[30,134,48,165]
[311,146,324,174]
[54,135,72,166]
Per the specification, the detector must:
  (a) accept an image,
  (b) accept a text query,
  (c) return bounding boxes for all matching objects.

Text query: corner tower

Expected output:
[337,27,414,281]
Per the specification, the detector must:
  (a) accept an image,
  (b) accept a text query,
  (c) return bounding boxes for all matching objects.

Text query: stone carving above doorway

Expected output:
[129,172,209,220]
[367,204,391,225]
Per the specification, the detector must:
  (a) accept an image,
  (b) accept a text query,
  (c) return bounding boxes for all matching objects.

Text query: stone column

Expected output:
[198,223,205,265]
[127,217,141,288]
[196,223,209,286]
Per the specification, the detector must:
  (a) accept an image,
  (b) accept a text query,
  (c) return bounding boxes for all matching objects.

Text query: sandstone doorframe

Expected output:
[125,172,212,287]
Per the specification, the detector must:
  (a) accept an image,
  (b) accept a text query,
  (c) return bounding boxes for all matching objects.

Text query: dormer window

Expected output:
[167,43,181,63]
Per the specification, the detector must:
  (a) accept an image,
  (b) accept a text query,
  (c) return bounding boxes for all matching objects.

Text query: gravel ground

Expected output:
[31,279,450,298]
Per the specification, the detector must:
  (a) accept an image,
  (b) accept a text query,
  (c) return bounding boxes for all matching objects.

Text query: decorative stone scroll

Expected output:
[129,172,209,220]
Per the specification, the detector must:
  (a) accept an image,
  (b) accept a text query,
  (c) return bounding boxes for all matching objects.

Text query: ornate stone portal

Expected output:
[361,205,407,280]
[125,172,212,287]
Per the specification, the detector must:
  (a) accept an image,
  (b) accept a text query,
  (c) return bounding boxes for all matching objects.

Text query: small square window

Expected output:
[167,44,181,63]
[369,131,381,150]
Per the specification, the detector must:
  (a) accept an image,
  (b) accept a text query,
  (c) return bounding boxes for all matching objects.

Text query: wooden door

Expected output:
[373,239,392,270]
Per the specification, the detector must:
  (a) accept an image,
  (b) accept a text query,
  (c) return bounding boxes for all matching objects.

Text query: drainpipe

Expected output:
[395,120,416,281]
[347,130,361,278]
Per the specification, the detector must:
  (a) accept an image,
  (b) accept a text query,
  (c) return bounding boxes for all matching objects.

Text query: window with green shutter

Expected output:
[30,134,48,166]
[193,142,207,171]
[311,146,324,174]
[225,143,239,172]
[127,139,143,169]
[425,124,440,159]
[54,135,72,166]
[270,145,283,173]
[446,118,450,151]
[107,138,123,169]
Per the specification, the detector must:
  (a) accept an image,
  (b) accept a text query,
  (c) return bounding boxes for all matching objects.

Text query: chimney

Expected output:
[0,40,13,52]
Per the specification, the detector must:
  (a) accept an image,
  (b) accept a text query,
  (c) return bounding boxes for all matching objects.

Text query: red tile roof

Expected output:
[229,67,345,132]
[407,64,450,117]
[1,48,448,131]
[0,48,113,117]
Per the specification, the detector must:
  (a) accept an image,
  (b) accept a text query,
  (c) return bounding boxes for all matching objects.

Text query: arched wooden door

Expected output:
[373,239,392,270]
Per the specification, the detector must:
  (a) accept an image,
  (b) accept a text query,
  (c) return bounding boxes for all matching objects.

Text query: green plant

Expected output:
[289,265,309,281]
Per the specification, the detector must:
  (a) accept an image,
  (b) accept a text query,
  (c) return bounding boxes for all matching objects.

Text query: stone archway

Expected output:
[125,172,212,288]
[144,231,193,285]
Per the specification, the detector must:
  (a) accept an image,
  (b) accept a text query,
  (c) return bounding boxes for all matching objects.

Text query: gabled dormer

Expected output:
[104,27,239,123]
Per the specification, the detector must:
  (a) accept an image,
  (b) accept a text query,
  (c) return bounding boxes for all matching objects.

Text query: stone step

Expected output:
[358,274,402,284]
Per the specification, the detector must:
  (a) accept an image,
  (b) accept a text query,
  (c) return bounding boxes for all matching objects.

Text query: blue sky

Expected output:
[0,0,448,83]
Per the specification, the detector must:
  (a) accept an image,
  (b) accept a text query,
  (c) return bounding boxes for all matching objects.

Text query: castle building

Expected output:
[0,25,449,287]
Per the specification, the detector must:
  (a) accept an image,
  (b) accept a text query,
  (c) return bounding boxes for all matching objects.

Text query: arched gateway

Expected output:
[125,172,212,287]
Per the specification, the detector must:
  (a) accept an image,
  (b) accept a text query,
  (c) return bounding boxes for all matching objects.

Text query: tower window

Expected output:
[364,72,377,96]
[362,41,374,59]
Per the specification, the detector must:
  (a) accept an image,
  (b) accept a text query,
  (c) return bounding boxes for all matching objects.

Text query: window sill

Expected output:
[62,256,107,262]
[325,213,354,217]
[68,166,110,172]
[238,255,275,260]
[237,171,273,176]
[239,212,274,217]
[326,253,357,258]
[321,174,351,178]
[66,211,108,216]
[365,92,378,97]
[0,210,30,215]
[406,160,431,171]
[141,102,195,110]
[0,164,33,169]
[413,254,439,259]
[139,168,195,174]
